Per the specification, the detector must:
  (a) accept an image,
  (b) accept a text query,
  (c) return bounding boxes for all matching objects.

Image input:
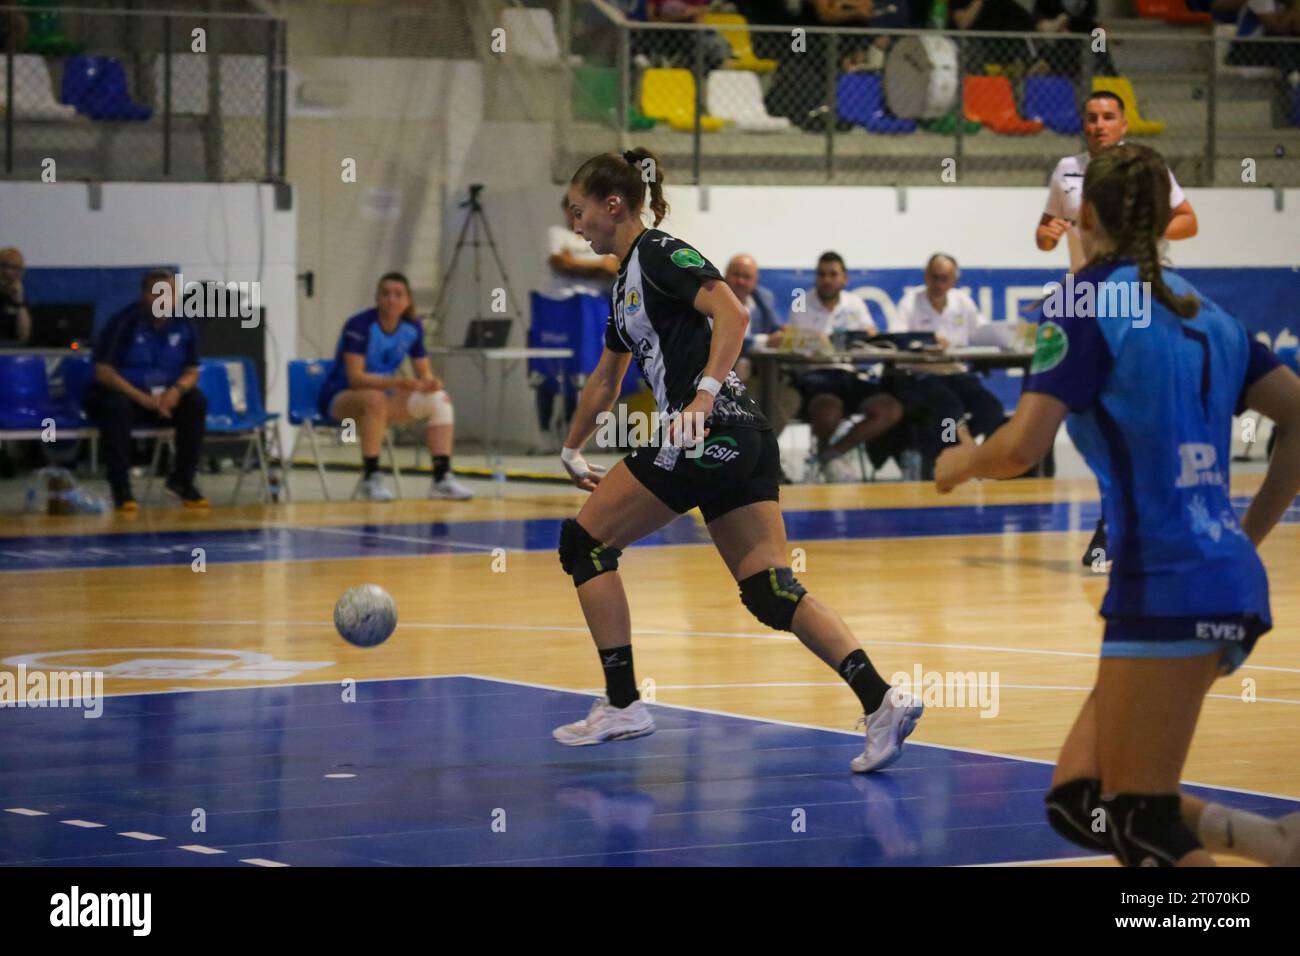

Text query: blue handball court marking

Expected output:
[1,676,1294,866]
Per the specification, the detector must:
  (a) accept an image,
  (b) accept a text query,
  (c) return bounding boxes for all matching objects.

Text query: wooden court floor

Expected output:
[2,475,1297,864]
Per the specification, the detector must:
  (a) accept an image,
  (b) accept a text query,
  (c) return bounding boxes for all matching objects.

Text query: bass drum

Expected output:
[884,35,959,120]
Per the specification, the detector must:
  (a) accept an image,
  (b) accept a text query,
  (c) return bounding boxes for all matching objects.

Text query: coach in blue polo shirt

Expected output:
[87,269,207,512]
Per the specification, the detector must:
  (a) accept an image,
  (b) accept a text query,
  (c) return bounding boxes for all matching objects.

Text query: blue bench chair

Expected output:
[199,357,286,504]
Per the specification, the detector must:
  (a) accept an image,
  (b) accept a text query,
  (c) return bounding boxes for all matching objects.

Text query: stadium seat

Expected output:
[499,8,561,64]
[0,355,82,432]
[962,76,1043,135]
[19,0,84,56]
[0,55,79,120]
[571,65,656,130]
[1279,345,1300,375]
[1024,75,1082,134]
[640,69,725,133]
[1135,0,1211,25]
[707,71,791,131]
[836,74,916,134]
[61,56,153,121]
[199,358,285,504]
[700,13,777,73]
[287,358,404,502]
[1091,76,1165,135]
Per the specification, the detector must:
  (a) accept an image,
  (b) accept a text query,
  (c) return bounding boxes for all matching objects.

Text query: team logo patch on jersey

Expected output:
[693,435,741,470]
[625,290,641,316]
[670,247,705,270]
[1031,321,1068,374]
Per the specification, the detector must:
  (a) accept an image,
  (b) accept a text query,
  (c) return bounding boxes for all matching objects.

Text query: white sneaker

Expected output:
[360,473,394,502]
[428,474,474,500]
[552,697,655,747]
[851,690,924,773]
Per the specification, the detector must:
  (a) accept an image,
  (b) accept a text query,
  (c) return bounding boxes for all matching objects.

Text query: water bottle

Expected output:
[492,457,507,499]
[901,449,922,482]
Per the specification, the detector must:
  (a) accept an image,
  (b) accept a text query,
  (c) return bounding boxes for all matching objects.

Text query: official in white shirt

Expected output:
[1036,91,1197,273]
[544,194,619,299]
[773,252,901,477]
[892,254,1008,477]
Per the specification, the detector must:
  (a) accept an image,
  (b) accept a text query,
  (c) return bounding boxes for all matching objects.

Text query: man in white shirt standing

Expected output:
[1036,91,1198,274]
[774,251,902,478]
[893,254,1008,476]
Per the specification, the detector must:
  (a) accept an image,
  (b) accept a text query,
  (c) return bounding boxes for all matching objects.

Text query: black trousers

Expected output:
[86,386,207,486]
[893,371,1007,464]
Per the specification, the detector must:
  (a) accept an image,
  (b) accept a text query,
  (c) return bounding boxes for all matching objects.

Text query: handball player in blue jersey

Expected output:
[936,143,1300,867]
[318,272,473,501]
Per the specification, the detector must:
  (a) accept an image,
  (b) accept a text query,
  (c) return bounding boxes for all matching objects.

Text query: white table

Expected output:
[428,346,575,479]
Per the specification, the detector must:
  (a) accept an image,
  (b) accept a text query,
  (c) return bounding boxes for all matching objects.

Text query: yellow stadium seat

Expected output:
[640,68,725,132]
[700,13,777,73]
[1092,76,1166,135]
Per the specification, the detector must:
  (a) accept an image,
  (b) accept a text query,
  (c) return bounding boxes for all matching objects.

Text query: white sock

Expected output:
[1198,802,1287,865]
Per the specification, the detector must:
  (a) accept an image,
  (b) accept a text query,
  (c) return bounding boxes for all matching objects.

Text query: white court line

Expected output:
[294,525,503,553]
[8,615,1298,675]
[968,855,1108,867]
[466,672,1300,806]
[60,820,104,828]
[118,831,165,841]
[178,845,225,855]
[240,858,289,867]
[4,808,47,816]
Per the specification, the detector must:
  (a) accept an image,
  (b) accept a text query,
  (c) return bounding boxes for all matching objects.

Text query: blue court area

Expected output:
[2,676,1296,867]
[0,499,1123,572]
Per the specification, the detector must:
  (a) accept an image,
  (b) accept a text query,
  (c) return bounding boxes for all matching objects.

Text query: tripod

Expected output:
[430,184,525,334]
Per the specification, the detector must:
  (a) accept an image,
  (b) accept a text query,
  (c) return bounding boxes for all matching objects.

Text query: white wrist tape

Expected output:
[697,376,722,397]
[407,388,454,425]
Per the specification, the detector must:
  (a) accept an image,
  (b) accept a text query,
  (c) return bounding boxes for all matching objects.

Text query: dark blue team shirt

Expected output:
[93,302,200,392]
[320,309,427,404]
[1023,260,1281,623]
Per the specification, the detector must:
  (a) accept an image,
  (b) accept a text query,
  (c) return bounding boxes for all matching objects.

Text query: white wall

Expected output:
[0,182,297,447]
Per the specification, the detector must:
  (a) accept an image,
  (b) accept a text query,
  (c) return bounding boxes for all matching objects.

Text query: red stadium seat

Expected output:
[962,76,1043,135]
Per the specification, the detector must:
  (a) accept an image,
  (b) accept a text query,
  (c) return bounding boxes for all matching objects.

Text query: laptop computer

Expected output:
[464,318,512,348]
[28,304,96,349]
[866,331,938,351]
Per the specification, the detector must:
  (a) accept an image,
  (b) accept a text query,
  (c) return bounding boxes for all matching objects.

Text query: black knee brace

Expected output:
[739,568,807,631]
[1045,778,1109,851]
[558,518,622,587]
[1101,793,1202,867]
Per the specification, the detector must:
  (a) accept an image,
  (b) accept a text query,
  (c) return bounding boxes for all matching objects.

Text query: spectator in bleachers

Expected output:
[1227,0,1300,126]
[636,0,732,71]
[891,254,1007,470]
[318,272,473,502]
[1037,91,1197,273]
[1031,0,1118,76]
[949,0,1068,76]
[0,248,32,346]
[545,194,619,299]
[87,270,207,513]
[774,251,903,475]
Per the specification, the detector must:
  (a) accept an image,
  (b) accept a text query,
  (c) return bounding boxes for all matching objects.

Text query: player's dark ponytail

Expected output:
[1081,144,1198,319]
[571,147,669,226]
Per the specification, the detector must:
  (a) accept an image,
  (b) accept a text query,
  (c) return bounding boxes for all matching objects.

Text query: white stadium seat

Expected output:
[705,70,790,132]
[0,55,79,120]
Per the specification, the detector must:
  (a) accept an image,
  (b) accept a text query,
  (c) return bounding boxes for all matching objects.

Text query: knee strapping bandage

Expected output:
[407,389,454,425]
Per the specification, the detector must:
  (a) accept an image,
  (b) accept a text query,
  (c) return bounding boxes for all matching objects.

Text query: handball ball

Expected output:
[334,584,397,648]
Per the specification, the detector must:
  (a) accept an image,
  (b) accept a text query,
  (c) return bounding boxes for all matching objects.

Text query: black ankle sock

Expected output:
[600,644,639,708]
[432,455,450,482]
[363,456,380,479]
[838,649,890,715]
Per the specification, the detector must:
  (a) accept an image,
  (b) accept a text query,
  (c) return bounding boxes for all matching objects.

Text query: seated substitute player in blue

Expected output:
[935,143,1300,866]
[550,147,923,772]
[318,272,473,501]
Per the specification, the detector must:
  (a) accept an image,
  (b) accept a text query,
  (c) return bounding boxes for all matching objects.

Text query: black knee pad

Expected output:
[558,518,621,587]
[1044,778,1109,851]
[739,568,807,631]
[1100,793,1202,867]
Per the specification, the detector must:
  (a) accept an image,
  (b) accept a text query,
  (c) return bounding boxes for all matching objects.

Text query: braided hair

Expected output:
[1081,143,1198,319]
[570,146,669,226]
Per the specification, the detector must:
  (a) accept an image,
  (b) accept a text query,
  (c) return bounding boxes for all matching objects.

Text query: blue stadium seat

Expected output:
[1024,76,1082,135]
[61,55,153,121]
[836,74,916,134]
[1277,345,1299,375]
[199,358,284,504]
[286,358,403,501]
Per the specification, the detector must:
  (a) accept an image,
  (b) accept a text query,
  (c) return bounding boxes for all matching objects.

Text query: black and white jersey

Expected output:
[605,228,768,430]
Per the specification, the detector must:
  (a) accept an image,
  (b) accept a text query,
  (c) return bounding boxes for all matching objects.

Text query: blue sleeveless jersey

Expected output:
[1023,260,1280,624]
